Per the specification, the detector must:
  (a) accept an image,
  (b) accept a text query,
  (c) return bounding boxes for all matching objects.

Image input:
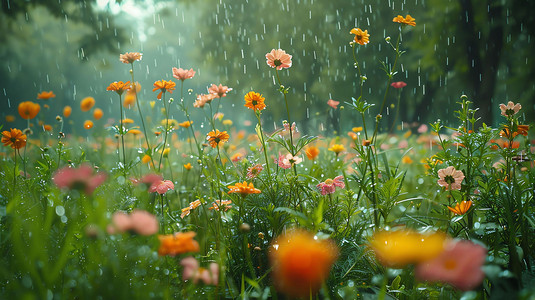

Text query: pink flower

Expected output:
[327,99,340,109]
[437,166,465,191]
[316,175,345,195]
[193,93,216,108]
[266,49,292,70]
[107,210,159,236]
[172,67,196,81]
[276,154,292,169]
[391,81,407,89]
[246,164,264,179]
[180,257,219,285]
[208,84,232,98]
[149,180,175,194]
[53,164,107,194]
[282,153,302,167]
[499,101,522,117]
[398,140,408,149]
[416,239,487,291]
[131,173,163,188]
[417,124,428,133]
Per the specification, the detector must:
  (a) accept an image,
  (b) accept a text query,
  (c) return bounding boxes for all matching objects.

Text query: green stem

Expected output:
[275,69,295,155]
[118,94,127,178]
[159,91,169,172]
[255,112,272,181]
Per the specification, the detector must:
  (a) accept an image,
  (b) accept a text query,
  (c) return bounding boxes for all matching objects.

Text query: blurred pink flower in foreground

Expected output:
[416,239,487,291]
[172,67,196,81]
[53,164,107,194]
[208,84,232,98]
[180,256,219,285]
[317,175,345,195]
[327,99,340,109]
[437,166,465,191]
[107,210,159,236]
[391,81,407,89]
[266,49,292,70]
[149,180,175,194]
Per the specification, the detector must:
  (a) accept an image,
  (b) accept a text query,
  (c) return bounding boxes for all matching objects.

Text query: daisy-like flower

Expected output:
[172,67,196,81]
[448,200,472,215]
[393,14,416,26]
[206,129,230,148]
[180,257,219,285]
[327,99,340,109]
[305,146,320,160]
[208,84,232,98]
[148,179,175,194]
[158,232,200,256]
[37,91,56,100]
[316,175,345,195]
[282,153,302,166]
[193,93,216,108]
[244,91,266,111]
[276,153,292,169]
[266,49,292,70]
[18,101,41,120]
[209,200,232,212]
[152,80,176,99]
[246,164,264,179]
[328,144,345,155]
[180,199,202,218]
[416,239,487,291]
[499,101,522,117]
[227,181,261,196]
[350,28,370,45]
[270,230,338,298]
[437,166,465,191]
[106,81,131,96]
[53,164,107,195]
[2,128,27,149]
[119,52,142,64]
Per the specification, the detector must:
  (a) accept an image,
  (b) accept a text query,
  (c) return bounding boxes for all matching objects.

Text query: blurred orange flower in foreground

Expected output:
[84,120,94,129]
[93,108,103,120]
[80,97,95,112]
[270,230,338,298]
[370,229,447,268]
[2,128,27,149]
[18,101,41,120]
[158,231,200,256]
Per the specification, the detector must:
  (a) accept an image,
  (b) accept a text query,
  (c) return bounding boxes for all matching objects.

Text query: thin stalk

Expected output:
[275,69,295,155]
[118,94,127,178]
[255,112,272,181]
[158,91,169,172]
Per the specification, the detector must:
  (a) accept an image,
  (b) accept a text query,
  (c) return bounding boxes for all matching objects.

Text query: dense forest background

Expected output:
[1,0,534,135]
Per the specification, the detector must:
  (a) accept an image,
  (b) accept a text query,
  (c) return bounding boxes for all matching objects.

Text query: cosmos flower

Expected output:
[206,129,230,148]
[246,164,264,179]
[370,230,448,268]
[276,153,292,169]
[152,80,176,99]
[107,209,159,236]
[80,97,96,111]
[391,81,407,89]
[107,81,131,96]
[305,146,320,160]
[2,128,27,149]
[447,200,472,215]
[53,164,107,195]
[208,84,232,98]
[244,91,266,111]
[148,180,175,194]
[18,101,41,120]
[172,67,196,81]
[158,232,200,256]
[499,101,522,117]
[416,239,487,291]
[437,166,465,191]
[193,93,216,108]
[327,99,340,109]
[227,181,261,196]
[269,230,338,298]
[37,91,56,100]
[266,49,292,70]
[180,257,219,285]
[119,52,142,64]
[393,14,416,26]
[316,175,345,195]
[282,153,302,167]
[350,28,370,45]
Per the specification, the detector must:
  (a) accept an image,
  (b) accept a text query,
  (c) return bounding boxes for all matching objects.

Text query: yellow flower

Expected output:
[141,154,151,164]
[161,119,179,130]
[401,156,413,164]
[183,163,192,170]
[352,127,363,132]
[128,129,142,136]
[222,119,233,126]
[448,200,472,215]
[393,14,416,26]
[150,101,156,109]
[350,28,370,45]
[162,148,170,158]
[328,144,345,155]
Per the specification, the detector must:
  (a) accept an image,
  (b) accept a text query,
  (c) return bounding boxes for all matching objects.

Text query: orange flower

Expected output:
[179,121,193,128]
[180,199,202,218]
[305,146,320,160]
[106,81,131,96]
[209,200,232,211]
[123,93,136,108]
[122,118,135,124]
[129,129,142,136]
[119,52,142,64]
[63,106,72,118]
[2,128,27,149]
[153,80,176,99]
[393,14,416,26]
[80,97,95,112]
[350,28,370,45]
[93,108,103,120]
[158,231,200,256]
[206,129,229,148]
[84,120,94,129]
[500,125,529,138]
[270,230,338,298]
[244,91,266,111]
[183,163,193,170]
[5,115,15,122]
[37,91,56,100]
[370,230,447,268]
[227,181,261,196]
[141,155,151,164]
[43,124,53,132]
[402,156,413,164]
[448,200,472,215]
[18,101,40,120]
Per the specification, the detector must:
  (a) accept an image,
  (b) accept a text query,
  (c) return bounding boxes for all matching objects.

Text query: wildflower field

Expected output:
[1,13,535,300]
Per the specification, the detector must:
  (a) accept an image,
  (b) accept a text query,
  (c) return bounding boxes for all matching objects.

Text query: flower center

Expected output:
[443,259,457,270]
[252,100,258,106]
[444,175,455,184]
[356,34,362,41]
[325,179,334,185]
[274,59,282,67]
